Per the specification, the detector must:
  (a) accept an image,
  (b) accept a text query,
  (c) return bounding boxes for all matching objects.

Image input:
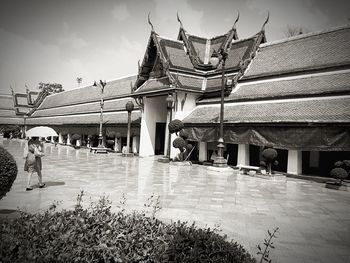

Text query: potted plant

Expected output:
[260,146,278,175]
[326,160,349,190]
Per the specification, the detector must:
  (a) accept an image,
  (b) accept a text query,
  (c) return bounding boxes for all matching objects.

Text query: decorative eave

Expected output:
[134,15,171,92]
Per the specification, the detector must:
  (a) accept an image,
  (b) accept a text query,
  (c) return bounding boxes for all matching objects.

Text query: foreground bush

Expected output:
[0,193,255,263]
[0,146,18,200]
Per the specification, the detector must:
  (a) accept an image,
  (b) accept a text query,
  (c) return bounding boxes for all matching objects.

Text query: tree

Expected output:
[38,82,64,95]
[284,25,307,37]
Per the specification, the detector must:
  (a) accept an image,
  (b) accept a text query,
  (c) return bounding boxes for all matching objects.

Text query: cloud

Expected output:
[112,3,130,21]
[0,28,87,93]
[153,0,207,37]
[57,33,88,49]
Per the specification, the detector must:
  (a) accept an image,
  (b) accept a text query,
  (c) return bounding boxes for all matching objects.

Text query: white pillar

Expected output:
[237,144,250,166]
[67,133,72,145]
[58,133,63,144]
[87,135,91,148]
[199,141,207,162]
[139,101,155,157]
[132,136,139,153]
[287,150,302,175]
[50,136,55,143]
[76,138,81,147]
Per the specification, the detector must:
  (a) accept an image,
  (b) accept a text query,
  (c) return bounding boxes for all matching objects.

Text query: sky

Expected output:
[0,0,349,94]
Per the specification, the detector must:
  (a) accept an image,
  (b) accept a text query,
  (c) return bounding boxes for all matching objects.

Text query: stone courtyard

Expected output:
[1,138,350,263]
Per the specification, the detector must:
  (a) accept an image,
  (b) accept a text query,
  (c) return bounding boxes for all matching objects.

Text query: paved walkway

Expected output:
[1,139,350,263]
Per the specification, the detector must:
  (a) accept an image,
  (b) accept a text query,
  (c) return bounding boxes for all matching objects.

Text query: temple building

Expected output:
[133,15,350,176]
[1,14,349,177]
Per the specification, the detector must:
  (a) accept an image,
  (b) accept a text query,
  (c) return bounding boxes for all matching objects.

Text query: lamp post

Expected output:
[123,100,134,157]
[166,93,175,159]
[93,80,108,154]
[158,93,175,163]
[210,48,228,168]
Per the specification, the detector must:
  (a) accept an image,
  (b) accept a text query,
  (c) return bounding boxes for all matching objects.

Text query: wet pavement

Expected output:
[1,138,350,263]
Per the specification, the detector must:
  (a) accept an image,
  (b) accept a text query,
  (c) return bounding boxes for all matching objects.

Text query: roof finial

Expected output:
[148,12,154,32]
[261,11,269,32]
[232,11,240,30]
[10,85,14,95]
[177,11,184,29]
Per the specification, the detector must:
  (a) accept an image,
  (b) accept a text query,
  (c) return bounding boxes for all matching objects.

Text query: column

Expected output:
[287,150,302,175]
[67,133,72,145]
[198,141,208,162]
[237,144,250,166]
[58,133,63,144]
[132,136,139,154]
[50,136,55,143]
[76,138,81,147]
[114,137,120,152]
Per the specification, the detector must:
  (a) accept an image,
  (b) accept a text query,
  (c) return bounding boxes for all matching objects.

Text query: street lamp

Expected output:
[123,100,134,157]
[93,80,108,154]
[166,93,175,159]
[210,48,228,168]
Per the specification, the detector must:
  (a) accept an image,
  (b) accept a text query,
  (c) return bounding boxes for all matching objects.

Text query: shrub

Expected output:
[262,148,277,161]
[0,193,255,263]
[0,146,18,200]
[261,147,278,175]
[71,134,81,140]
[330,167,348,184]
[168,119,184,135]
[173,137,186,152]
[179,129,189,140]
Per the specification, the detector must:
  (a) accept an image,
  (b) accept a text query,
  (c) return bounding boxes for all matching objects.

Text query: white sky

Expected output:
[0,0,349,94]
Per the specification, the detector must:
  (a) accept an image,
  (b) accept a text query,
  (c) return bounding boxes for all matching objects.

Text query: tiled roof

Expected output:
[206,77,222,92]
[199,71,350,103]
[159,38,195,71]
[184,97,350,124]
[30,98,136,118]
[209,35,227,57]
[188,35,207,63]
[38,76,137,109]
[172,74,203,91]
[243,26,350,79]
[0,95,14,109]
[225,37,257,70]
[134,77,171,94]
[0,116,24,125]
[27,111,141,126]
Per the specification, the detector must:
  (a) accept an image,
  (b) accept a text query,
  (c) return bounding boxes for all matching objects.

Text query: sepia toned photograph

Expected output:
[0,0,349,262]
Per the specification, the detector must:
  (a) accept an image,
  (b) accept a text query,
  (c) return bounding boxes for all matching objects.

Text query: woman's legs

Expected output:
[26,172,33,190]
[37,170,45,187]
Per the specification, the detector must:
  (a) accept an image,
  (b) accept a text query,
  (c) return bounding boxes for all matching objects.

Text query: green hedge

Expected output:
[0,146,17,200]
[0,194,255,263]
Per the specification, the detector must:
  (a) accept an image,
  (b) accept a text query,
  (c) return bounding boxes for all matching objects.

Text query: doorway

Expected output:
[155,122,166,155]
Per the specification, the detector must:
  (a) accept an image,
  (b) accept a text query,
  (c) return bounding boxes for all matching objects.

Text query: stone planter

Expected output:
[325,181,348,191]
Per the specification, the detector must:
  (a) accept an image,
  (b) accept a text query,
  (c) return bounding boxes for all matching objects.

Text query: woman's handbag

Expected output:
[34,146,45,157]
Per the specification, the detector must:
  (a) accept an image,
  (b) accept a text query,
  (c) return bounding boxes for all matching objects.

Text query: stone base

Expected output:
[91,147,108,154]
[325,181,348,191]
[252,173,286,181]
[122,152,134,157]
[207,166,235,174]
[170,161,192,166]
[158,157,171,163]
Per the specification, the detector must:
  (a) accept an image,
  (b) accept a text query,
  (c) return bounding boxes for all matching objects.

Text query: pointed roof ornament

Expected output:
[232,11,240,30]
[148,12,155,32]
[260,11,269,32]
[10,85,14,96]
[177,11,184,30]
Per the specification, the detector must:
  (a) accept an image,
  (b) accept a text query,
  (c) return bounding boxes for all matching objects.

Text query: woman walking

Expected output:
[23,137,45,191]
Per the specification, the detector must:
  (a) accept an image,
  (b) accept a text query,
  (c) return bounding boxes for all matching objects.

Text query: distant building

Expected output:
[1,15,349,176]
